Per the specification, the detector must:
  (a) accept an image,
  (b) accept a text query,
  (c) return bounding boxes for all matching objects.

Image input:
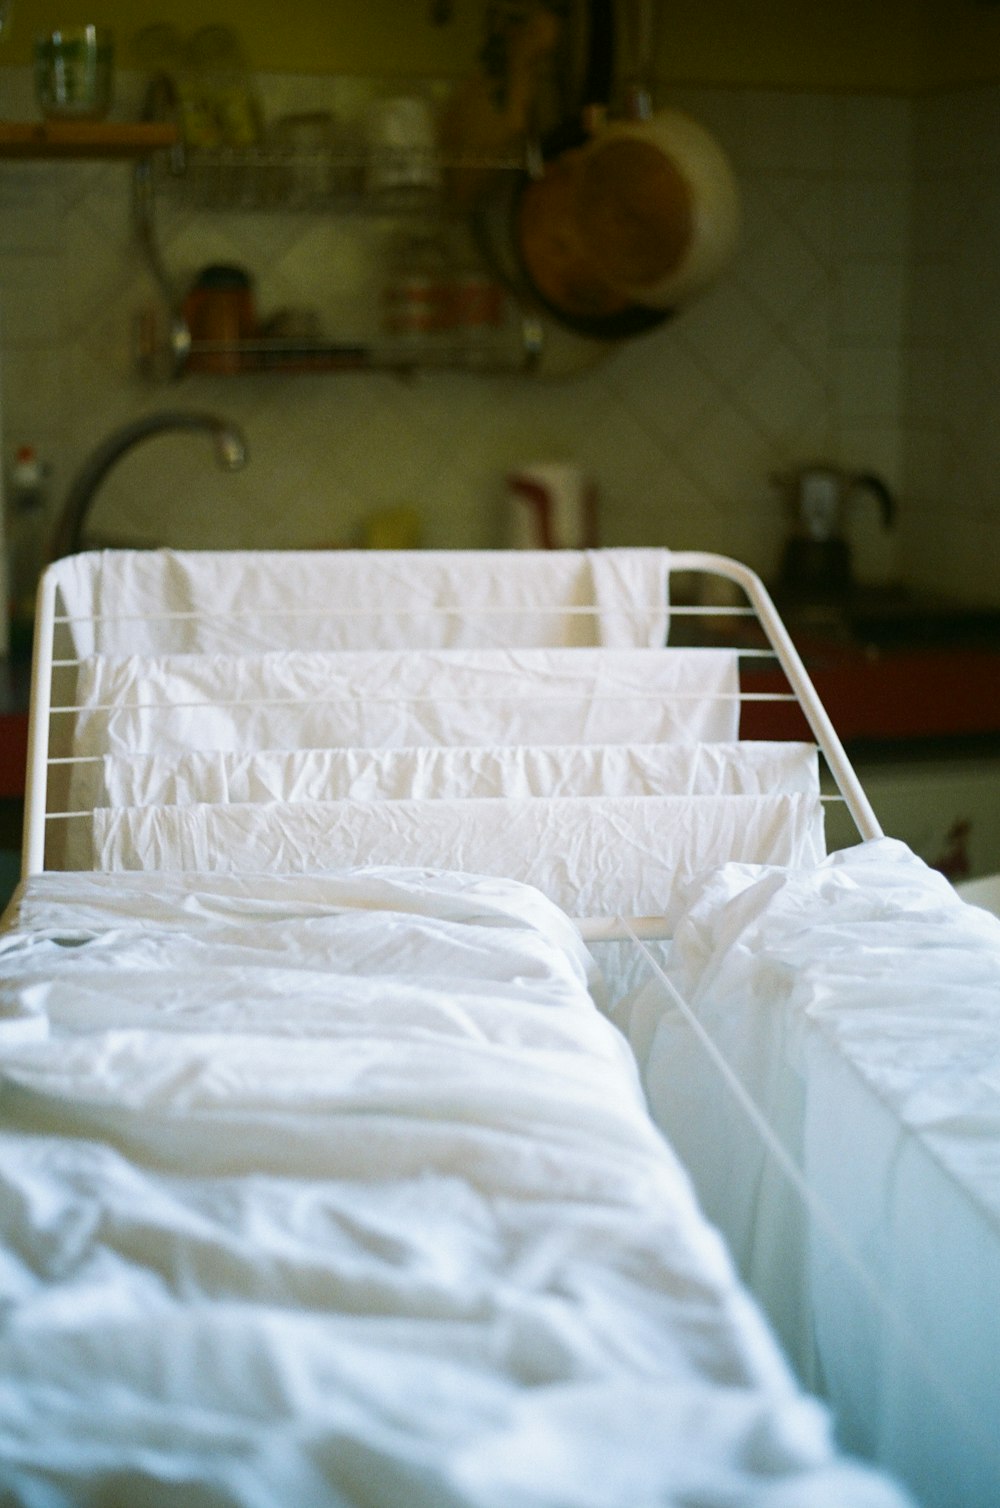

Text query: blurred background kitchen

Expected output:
[1,0,999,892]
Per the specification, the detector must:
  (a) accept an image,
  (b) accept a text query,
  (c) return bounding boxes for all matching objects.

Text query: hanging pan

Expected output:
[567,0,740,316]
[472,0,669,341]
[475,0,740,338]
[572,104,741,312]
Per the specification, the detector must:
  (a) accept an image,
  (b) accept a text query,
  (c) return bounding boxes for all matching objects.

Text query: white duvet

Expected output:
[49,547,671,656]
[0,868,907,1507]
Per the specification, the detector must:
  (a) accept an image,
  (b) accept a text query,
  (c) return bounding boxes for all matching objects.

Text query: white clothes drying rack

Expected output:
[19,550,882,939]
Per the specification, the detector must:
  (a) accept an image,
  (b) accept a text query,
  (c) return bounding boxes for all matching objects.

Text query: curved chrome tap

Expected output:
[48,410,248,560]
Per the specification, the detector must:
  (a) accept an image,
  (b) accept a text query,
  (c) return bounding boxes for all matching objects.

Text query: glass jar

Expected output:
[182,264,258,374]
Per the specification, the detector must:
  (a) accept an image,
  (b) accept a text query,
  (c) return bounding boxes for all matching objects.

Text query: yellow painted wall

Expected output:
[3,1,999,91]
[5,1,480,78]
[648,0,928,93]
[3,2,477,77]
[920,0,1000,88]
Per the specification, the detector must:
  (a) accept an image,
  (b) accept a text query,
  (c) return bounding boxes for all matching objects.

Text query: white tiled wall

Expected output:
[0,69,995,602]
[903,85,1000,605]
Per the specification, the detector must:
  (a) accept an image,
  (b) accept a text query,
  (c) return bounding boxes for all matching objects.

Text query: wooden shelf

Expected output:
[0,120,178,160]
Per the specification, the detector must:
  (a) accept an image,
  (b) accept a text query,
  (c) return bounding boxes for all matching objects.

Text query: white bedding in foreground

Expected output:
[0,869,907,1507]
[615,839,1000,1508]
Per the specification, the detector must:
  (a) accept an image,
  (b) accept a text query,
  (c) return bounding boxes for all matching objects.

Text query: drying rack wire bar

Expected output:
[48,602,757,624]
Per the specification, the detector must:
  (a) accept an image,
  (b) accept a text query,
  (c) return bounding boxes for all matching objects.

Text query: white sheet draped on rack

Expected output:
[50,547,671,656]
[613,839,1000,1508]
[57,648,744,869]
[68,647,739,760]
[91,793,826,923]
[101,740,820,808]
[0,868,910,1508]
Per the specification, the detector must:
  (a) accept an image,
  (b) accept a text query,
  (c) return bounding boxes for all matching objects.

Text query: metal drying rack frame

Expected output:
[20,550,883,939]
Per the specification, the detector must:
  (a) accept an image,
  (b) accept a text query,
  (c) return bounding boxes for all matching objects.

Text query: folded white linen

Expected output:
[90,793,827,920]
[49,547,670,656]
[102,740,820,807]
[614,838,1000,1508]
[0,867,911,1507]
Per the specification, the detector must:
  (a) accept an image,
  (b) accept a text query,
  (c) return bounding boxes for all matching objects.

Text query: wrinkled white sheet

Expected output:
[50,547,670,656]
[614,839,1000,1508]
[101,740,820,808]
[0,868,909,1507]
[90,793,826,922]
[56,647,743,867]
[69,647,740,765]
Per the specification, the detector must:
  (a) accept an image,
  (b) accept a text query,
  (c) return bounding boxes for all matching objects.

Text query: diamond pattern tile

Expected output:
[0,71,996,596]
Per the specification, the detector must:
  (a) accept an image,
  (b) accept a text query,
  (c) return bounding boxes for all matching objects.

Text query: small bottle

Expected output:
[381,232,450,350]
[6,444,48,651]
[449,256,507,366]
[186,25,262,151]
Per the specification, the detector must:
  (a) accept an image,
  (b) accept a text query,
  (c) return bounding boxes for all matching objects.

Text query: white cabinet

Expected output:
[825,754,1000,880]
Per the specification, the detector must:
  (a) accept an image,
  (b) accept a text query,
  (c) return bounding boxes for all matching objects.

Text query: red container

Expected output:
[183,264,257,374]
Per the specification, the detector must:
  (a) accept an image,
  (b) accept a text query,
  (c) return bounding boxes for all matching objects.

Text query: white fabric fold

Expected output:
[101,740,820,808]
[91,793,827,919]
[49,547,670,656]
[69,647,738,760]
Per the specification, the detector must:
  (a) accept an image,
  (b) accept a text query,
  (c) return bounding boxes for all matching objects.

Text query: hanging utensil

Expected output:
[573,106,741,311]
[506,0,671,339]
[573,0,741,312]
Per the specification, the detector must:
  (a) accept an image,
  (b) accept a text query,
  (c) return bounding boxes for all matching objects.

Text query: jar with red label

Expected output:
[449,264,506,337]
[381,234,450,347]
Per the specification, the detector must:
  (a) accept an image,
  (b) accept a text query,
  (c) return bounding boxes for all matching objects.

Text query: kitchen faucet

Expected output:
[48,410,248,560]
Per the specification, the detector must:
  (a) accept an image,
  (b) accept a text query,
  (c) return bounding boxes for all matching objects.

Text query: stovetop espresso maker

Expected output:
[776,464,895,597]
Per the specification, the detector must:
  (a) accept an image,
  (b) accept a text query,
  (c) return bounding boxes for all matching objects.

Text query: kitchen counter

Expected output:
[712,588,1000,877]
[741,639,1000,749]
[0,656,30,801]
[673,583,1000,751]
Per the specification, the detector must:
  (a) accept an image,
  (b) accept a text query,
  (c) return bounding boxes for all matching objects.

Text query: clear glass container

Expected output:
[35,26,114,121]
